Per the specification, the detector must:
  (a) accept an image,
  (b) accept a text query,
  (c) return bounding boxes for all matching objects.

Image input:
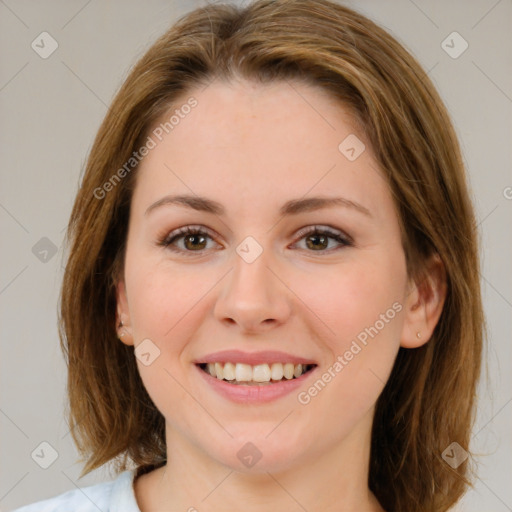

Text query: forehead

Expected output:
[132,78,391,222]
[170,78,364,154]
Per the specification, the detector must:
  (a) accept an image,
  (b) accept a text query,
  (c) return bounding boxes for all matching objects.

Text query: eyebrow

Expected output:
[144,194,372,218]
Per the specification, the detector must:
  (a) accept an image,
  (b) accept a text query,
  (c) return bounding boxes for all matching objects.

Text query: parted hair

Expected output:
[59,1,485,511]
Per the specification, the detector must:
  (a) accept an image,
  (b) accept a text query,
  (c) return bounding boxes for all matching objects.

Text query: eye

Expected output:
[158,225,220,255]
[157,224,352,256]
[291,225,353,252]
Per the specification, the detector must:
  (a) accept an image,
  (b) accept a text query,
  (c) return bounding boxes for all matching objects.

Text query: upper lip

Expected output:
[194,350,317,366]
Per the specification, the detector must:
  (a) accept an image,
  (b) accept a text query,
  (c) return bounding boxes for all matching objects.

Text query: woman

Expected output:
[13,0,484,511]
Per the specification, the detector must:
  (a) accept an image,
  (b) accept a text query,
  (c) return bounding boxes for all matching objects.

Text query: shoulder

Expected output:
[10,470,140,512]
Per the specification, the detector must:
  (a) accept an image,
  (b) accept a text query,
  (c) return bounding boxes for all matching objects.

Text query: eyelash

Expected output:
[157,225,353,256]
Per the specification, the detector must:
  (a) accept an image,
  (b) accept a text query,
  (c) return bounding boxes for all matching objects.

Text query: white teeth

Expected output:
[270,362,284,380]
[223,362,236,381]
[215,362,224,380]
[283,363,295,380]
[252,364,271,382]
[202,361,312,383]
[235,363,253,382]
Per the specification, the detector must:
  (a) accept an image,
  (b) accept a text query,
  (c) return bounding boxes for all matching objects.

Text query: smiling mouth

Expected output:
[197,362,317,385]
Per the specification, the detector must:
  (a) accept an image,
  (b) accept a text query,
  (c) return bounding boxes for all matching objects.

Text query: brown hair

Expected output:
[59,1,484,510]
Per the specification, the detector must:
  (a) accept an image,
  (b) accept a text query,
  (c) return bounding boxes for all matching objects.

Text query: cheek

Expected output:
[293,254,406,422]
[293,253,406,405]
[125,253,229,368]
[126,244,407,361]
[124,262,214,415]
[292,253,406,351]
[127,265,204,341]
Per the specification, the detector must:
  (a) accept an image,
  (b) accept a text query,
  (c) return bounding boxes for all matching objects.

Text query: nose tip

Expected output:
[214,254,291,334]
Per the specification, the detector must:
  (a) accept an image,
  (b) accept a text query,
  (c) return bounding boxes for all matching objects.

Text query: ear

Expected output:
[116,279,134,346]
[400,252,447,348]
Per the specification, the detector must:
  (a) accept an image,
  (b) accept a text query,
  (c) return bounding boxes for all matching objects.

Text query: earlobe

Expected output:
[115,279,134,346]
[400,253,447,349]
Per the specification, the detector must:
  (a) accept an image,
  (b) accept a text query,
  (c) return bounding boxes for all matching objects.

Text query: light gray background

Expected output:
[1,0,510,510]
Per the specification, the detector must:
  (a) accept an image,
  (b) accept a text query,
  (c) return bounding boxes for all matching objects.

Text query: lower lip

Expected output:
[195,364,317,404]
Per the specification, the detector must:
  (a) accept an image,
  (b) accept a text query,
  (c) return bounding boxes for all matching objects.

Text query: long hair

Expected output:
[59,1,485,510]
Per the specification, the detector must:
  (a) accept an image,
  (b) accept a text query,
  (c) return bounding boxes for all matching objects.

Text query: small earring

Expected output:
[416,331,421,339]
[118,321,125,339]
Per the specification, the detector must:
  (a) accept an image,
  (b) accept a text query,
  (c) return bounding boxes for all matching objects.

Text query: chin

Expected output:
[205,430,314,474]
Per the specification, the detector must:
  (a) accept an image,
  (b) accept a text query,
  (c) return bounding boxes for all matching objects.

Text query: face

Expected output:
[116,78,427,474]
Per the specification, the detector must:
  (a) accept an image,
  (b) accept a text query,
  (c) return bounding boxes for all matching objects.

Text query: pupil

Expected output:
[307,234,327,250]
[185,234,206,250]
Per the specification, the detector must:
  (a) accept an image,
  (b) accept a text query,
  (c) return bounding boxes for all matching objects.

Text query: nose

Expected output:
[213,244,292,334]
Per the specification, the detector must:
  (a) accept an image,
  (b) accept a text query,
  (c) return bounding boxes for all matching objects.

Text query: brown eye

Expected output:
[159,226,218,255]
[305,232,329,251]
[158,224,352,257]
[293,226,352,252]
[182,233,208,251]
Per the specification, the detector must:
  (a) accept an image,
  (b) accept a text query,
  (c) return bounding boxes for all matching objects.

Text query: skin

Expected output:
[116,78,446,512]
